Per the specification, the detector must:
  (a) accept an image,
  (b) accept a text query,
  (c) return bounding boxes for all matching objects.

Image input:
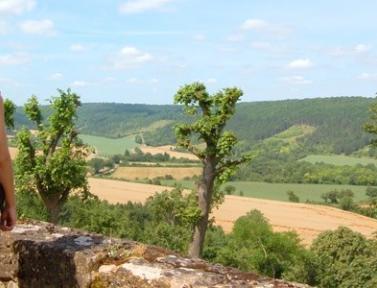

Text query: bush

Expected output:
[287,190,300,203]
[214,210,307,279]
[311,227,377,288]
[339,196,355,211]
[224,185,236,195]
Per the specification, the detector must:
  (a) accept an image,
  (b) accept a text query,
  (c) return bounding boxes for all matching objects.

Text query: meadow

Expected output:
[301,154,377,166]
[79,134,138,156]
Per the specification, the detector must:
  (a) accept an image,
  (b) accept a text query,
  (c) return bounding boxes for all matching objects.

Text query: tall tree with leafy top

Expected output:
[15,89,90,223]
[174,82,250,258]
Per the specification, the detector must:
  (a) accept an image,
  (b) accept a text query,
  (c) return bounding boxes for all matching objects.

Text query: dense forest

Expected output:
[12,96,375,155]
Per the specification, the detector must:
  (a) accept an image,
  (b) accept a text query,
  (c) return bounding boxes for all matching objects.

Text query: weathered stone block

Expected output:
[0,221,310,288]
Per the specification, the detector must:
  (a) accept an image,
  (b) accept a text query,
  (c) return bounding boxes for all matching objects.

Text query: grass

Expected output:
[301,154,377,166]
[80,134,138,156]
[160,180,372,203]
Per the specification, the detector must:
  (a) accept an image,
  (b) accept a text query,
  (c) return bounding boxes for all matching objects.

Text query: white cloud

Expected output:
[151,78,159,84]
[127,77,138,84]
[193,33,206,42]
[0,53,29,65]
[241,19,268,30]
[19,19,55,36]
[119,0,174,14]
[251,41,272,50]
[0,77,19,86]
[49,73,63,80]
[0,21,8,35]
[227,33,244,42]
[357,72,377,80]
[70,44,86,52]
[71,81,89,87]
[206,78,217,84]
[0,0,35,15]
[103,76,116,82]
[240,18,291,37]
[330,44,372,57]
[287,58,314,69]
[354,44,371,53]
[110,46,152,69]
[282,75,312,85]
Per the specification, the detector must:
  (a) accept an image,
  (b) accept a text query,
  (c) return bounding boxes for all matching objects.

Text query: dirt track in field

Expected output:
[88,178,377,245]
[112,166,201,180]
[139,145,199,161]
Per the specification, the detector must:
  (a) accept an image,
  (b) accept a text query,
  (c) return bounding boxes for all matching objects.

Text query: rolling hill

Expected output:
[12,96,377,155]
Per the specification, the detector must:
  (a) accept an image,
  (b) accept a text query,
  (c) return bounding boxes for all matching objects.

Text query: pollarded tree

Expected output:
[174,82,250,258]
[15,89,90,223]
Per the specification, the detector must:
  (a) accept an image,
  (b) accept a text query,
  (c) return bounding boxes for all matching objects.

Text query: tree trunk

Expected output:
[43,199,61,224]
[48,205,61,224]
[188,156,216,258]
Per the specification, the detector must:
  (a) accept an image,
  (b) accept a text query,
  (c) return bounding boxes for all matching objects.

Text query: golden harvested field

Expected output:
[88,178,377,245]
[8,147,95,161]
[112,166,201,180]
[9,147,18,160]
[139,145,198,161]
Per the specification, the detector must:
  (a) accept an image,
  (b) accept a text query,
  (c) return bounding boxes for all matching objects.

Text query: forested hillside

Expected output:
[12,96,376,155]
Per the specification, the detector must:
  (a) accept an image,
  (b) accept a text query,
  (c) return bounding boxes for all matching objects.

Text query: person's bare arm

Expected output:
[0,93,16,231]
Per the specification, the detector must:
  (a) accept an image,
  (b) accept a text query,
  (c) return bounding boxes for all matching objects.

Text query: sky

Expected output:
[1,0,377,105]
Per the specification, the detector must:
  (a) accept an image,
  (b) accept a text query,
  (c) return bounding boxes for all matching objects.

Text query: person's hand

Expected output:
[0,205,16,231]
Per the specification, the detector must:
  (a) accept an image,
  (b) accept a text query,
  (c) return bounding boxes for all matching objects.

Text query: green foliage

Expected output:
[212,210,307,279]
[174,82,250,256]
[366,186,377,206]
[16,190,48,221]
[88,158,115,174]
[311,227,377,288]
[3,98,16,129]
[339,196,354,211]
[224,185,236,195]
[14,89,89,223]
[174,83,249,203]
[122,148,198,164]
[365,97,377,148]
[321,189,355,208]
[287,190,300,202]
[135,134,143,144]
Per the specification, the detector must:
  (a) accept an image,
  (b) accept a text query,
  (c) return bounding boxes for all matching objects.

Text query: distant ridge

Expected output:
[12,96,376,154]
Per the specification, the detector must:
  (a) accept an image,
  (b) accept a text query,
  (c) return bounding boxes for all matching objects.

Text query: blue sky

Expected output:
[1,0,377,104]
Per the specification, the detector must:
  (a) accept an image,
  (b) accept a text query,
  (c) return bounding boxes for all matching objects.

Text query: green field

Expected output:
[160,180,372,203]
[301,154,377,166]
[80,134,138,156]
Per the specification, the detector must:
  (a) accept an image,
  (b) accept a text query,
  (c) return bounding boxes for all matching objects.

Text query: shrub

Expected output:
[287,190,300,203]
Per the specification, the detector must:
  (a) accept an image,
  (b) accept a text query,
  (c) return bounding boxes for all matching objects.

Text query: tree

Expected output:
[3,99,16,129]
[174,82,250,257]
[365,186,377,207]
[215,210,307,279]
[135,134,143,144]
[311,227,377,287]
[224,185,236,195]
[15,89,89,223]
[287,190,300,203]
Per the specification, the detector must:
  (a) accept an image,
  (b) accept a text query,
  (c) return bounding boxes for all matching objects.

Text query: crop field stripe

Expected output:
[160,180,372,202]
[301,154,377,166]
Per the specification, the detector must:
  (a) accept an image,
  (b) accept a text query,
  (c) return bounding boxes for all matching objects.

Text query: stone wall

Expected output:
[0,221,310,288]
